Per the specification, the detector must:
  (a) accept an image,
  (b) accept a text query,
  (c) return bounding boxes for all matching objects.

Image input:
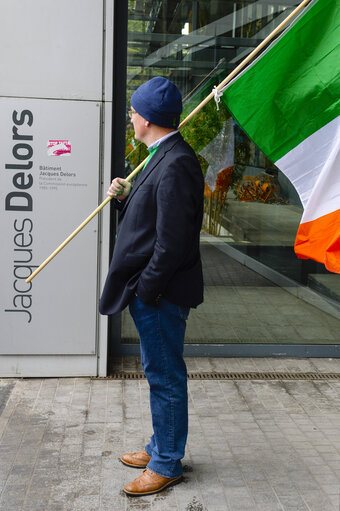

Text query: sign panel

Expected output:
[0,98,100,355]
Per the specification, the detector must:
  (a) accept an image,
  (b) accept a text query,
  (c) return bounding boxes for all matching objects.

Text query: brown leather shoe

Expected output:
[123,468,182,496]
[120,450,151,468]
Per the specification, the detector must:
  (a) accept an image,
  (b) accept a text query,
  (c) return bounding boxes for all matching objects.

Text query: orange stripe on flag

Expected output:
[295,209,340,274]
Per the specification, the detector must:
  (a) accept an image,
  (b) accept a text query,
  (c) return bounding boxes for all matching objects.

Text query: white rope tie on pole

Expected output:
[213,85,223,111]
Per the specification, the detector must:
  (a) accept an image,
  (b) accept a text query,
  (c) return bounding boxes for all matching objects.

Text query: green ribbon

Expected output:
[143,145,159,170]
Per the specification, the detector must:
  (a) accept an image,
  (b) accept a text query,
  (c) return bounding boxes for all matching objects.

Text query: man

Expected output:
[99,76,204,496]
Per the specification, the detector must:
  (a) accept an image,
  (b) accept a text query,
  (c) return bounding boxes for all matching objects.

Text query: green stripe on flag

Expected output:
[222,0,340,162]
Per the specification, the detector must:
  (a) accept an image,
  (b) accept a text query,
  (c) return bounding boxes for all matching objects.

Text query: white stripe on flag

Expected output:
[276,115,340,223]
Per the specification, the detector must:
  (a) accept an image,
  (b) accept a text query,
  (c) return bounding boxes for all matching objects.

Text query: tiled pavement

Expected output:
[0,357,340,511]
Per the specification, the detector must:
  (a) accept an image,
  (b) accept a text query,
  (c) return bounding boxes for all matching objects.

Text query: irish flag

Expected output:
[221,0,340,273]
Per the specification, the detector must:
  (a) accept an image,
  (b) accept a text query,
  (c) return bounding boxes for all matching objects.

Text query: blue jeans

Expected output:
[129,295,190,478]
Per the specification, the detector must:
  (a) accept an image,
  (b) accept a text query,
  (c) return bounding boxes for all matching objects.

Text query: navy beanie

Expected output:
[131,76,182,129]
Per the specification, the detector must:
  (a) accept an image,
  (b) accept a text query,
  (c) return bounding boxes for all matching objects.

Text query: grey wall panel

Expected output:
[0,0,103,100]
[0,355,97,377]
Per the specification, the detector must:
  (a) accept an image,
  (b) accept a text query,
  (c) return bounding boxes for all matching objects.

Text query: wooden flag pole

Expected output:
[26,0,310,284]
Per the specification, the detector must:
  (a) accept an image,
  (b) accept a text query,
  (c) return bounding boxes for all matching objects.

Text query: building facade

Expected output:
[0,0,339,377]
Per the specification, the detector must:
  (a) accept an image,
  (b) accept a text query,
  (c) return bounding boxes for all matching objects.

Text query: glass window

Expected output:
[121,0,340,348]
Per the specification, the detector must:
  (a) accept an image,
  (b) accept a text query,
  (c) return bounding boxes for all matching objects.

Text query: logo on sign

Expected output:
[47,140,71,156]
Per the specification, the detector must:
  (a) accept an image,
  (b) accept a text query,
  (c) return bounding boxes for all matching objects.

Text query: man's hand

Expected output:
[107,178,132,200]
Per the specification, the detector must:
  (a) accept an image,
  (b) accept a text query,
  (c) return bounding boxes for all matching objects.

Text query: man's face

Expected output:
[129,107,148,143]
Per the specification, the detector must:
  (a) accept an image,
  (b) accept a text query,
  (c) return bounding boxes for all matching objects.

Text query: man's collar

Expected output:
[147,130,179,151]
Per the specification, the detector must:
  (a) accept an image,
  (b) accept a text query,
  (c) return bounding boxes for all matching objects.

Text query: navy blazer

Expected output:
[99,132,204,315]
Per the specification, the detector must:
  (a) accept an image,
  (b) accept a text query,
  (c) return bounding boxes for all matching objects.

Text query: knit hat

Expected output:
[131,76,182,129]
